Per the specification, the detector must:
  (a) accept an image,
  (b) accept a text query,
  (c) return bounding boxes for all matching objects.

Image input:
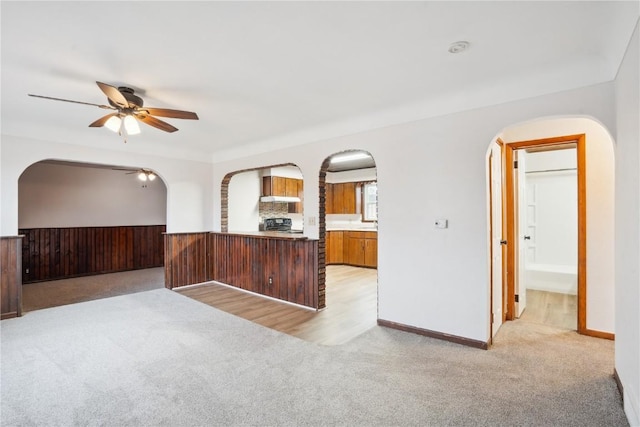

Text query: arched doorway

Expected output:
[18,159,167,311]
[219,163,303,233]
[318,149,378,327]
[487,117,615,342]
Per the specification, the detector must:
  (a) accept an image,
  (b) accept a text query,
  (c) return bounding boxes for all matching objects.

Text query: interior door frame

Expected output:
[488,139,507,343]
[503,134,586,333]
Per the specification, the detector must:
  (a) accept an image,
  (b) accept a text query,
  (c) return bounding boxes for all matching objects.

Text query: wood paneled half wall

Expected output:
[165,232,319,309]
[1,236,23,319]
[19,225,166,283]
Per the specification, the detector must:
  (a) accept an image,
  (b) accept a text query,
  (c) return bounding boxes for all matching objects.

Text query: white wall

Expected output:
[1,136,213,234]
[614,19,640,427]
[211,82,616,343]
[228,170,261,232]
[268,166,303,179]
[19,162,166,228]
[501,118,615,333]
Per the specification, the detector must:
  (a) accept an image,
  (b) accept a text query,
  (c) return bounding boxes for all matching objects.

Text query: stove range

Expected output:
[263,217,292,232]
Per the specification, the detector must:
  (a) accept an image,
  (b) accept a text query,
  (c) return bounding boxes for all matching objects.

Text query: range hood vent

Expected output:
[260,196,301,203]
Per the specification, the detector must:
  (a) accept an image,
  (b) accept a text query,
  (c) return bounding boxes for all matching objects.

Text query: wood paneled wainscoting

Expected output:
[165,232,320,309]
[164,232,211,289]
[19,225,165,283]
[1,236,23,319]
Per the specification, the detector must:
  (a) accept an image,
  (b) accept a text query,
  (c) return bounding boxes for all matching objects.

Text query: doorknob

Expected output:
[524,235,531,240]
[500,240,507,245]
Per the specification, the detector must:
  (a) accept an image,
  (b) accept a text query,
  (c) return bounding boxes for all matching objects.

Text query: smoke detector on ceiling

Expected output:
[448,41,470,54]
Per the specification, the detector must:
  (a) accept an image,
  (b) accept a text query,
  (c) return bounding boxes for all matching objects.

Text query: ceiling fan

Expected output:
[28,81,199,138]
[112,167,157,182]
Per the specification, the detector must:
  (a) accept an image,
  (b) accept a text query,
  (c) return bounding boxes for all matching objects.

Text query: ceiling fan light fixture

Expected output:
[104,115,122,133]
[30,82,198,139]
[123,115,141,135]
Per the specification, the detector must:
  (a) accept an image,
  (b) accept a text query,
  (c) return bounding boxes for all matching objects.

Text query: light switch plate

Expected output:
[435,219,448,229]
[308,216,316,226]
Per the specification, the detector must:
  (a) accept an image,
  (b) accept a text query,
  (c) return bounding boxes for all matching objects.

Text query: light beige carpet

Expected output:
[21,267,164,312]
[1,288,627,426]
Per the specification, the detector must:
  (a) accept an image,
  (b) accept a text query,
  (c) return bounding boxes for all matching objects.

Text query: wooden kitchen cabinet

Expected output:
[342,182,356,213]
[285,178,304,213]
[285,178,298,197]
[331,184,343,213]
[364,238,377,268]
[329,231,376,268]
[347,234,365,265]
[263,176,287,196]
[288,179,304,214]
[325,183,334,214]
[326,231,344,264]
[263,176,304,214]
[326,182,357,214]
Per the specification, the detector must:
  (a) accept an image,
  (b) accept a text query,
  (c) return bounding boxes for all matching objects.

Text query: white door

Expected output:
[516,151,528,317]
[525,181,537,265]
[490,143,504,336]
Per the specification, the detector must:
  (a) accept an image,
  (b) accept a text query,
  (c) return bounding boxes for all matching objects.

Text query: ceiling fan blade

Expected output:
[141,108,199,120]
[89,113,119,128]
[136,114,178,133]
[28,94,114,109]
[96,81,129,108]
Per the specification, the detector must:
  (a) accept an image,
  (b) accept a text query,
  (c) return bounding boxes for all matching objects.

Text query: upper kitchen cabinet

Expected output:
[262,175,304,213]
[326,182,357,214]
[262,176,302,197]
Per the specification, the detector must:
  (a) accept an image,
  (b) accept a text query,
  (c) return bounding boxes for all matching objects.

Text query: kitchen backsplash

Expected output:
[258,201,288,219]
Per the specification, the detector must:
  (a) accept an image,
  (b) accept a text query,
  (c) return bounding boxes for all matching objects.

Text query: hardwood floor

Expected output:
[176,265,378,346]
[519,289,577,330]
[20,265,378,346]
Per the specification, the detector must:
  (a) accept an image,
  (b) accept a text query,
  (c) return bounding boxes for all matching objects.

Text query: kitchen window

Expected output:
[362,182,377,222]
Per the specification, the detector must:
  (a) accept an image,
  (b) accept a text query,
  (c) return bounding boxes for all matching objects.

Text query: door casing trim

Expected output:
[502,134,591,336]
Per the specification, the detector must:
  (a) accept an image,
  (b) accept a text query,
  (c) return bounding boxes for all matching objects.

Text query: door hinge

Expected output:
[514,160,518,169]
[515,294,519,303]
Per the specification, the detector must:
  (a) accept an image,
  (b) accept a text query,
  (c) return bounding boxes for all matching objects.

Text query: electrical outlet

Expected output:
[308,216,316,226]
[268,277,273,286]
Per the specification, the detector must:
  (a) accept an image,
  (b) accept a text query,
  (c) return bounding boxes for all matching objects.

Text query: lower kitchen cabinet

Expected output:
[363,238,377,267]
[326,231,344,264]
[326,230,376,268]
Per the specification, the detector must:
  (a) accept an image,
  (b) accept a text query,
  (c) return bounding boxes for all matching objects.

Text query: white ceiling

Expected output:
[2,1,638,162]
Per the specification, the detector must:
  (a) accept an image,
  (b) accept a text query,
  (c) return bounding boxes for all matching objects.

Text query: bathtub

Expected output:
[525,263,577,295]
